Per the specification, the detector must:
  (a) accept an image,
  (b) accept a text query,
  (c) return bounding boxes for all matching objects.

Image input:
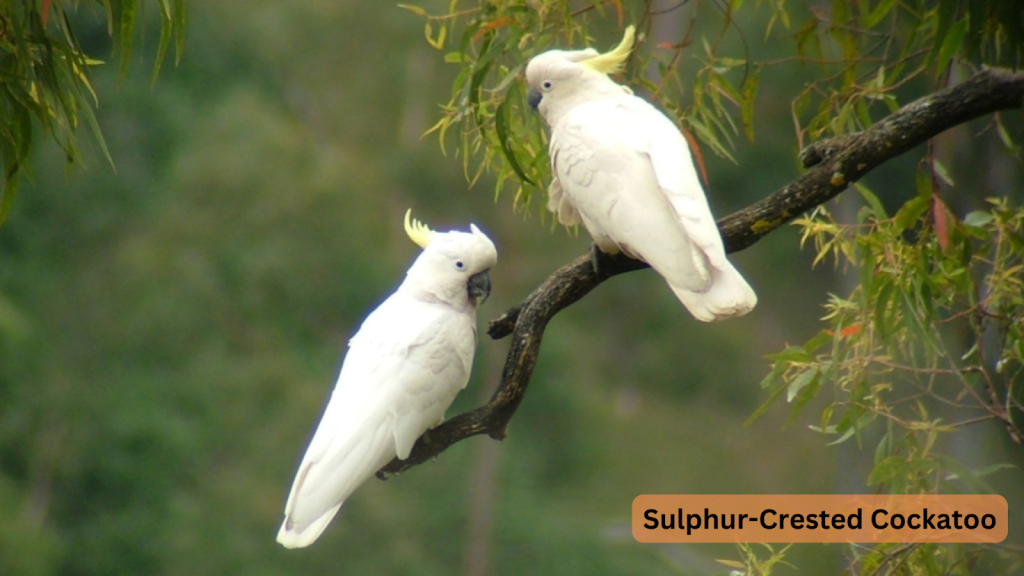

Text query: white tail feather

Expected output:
[669,262,756,322]
[276,504,343,549]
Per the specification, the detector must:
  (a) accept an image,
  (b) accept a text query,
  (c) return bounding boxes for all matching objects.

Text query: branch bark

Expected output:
[378,67,1024,478]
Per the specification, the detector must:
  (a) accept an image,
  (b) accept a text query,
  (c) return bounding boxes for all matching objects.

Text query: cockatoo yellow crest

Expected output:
[276,211,497,548]
[403,208,433,248]
[577,25,635,75]
[525,27,756,321]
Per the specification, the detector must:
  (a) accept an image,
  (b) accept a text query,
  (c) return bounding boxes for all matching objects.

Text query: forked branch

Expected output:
[378,67,1024,478]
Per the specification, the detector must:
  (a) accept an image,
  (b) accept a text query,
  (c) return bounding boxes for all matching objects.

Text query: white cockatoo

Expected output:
[525,26,756,321]
[276,211,498,548]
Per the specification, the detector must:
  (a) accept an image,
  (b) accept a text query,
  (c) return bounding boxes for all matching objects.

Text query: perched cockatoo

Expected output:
[276,211,498,548]
[525,26,756,321]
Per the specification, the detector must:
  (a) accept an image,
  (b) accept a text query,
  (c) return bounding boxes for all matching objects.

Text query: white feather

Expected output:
[277,225,496,548]
[526,51,756,321]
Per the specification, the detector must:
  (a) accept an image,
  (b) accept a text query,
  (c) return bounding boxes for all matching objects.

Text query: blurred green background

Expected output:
[1,1,1021,575]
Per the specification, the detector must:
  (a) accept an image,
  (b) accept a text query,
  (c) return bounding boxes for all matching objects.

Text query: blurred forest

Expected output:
[1,1,1022,575]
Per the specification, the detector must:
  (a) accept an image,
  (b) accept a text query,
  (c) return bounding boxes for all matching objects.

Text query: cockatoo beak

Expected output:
[467,270,492,306]
[527,87,542,110]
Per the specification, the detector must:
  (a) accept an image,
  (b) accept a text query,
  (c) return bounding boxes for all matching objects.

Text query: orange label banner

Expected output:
[632,495,1007,543]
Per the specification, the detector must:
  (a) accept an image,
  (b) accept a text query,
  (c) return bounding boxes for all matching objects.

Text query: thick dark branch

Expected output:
[379,67,1024,477]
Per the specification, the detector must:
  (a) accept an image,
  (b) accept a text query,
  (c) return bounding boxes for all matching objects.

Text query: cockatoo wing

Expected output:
[620,97,729,270]
[550,98,713,291]
[277,295,475,548]
[550,96,756,320]
[619,96,757,320]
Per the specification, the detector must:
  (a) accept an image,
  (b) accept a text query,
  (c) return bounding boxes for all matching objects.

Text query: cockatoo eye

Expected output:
[542,80,553,91]
[455,260,465,270]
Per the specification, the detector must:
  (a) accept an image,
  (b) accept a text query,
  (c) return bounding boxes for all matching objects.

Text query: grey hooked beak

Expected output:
[527,87,542,110]
[467,270,492,306]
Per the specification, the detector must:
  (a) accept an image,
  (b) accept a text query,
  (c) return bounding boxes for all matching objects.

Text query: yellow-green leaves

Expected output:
[424,20,447,50]
[0,0,187,227]
[403,3,766,214]
[764,193,1024,497]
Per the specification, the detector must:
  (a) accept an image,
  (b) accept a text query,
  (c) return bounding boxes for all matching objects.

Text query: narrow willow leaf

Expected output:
[786,368,819,403]
[864,0,895,28]
[745,380,788,426]
[118,0,138,80]
[152,2,174,87]
[767,345,815,364]
[855,183,888,219]
[397,4,428,16]
[741,68,759,141]
[788,371,822,424]
[0,170,20,227]
[932,158,955,186]
[996,115,1017,150]
[803,329,833,354]
[173,0,186,62]
[825,426,857,446]
[935,18,968,76]
[928,0,958,69]
[78,95,115,170]
[494,93,535,186]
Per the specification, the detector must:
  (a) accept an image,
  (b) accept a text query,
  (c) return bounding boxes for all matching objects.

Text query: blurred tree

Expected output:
[0,0,184,226]
[389,1,1024,574]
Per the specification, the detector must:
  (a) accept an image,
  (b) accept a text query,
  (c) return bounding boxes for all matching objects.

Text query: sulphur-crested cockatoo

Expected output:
[525,26,756,321]
[276,211,497,548]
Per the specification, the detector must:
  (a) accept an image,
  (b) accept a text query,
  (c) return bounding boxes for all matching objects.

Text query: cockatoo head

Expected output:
[402,210,497,310]
[525,26,635,122]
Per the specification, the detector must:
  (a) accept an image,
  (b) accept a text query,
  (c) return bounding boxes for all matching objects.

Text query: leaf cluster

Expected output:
[403,0,766,213]
[753,187,1023,573]
[406,0,1023,216]
[0,0,185,226]
[793,0,1023,149]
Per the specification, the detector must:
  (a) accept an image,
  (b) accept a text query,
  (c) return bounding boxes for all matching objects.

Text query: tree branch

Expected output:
[378,67,1024,478]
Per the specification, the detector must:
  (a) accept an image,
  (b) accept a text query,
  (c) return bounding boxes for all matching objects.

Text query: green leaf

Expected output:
[398,4,428,16]
[767,345,814,364]
[928,0,959,70]
[741,69,759,141]
[863,0,895,28]
[869,456,910,486]
[894,195,929,231]
[996,115,1017,150]
[932,158,955,186]
[803,329,833,354]
[745,380,787,426]
[787,371,822,425]
[855,183,888,219]
[152,1,174,87]
[963,210,994,227]
[0,168,20,228]
[786,367,819,403]
[173,0,187,62]
[825,426,857,446]
[494,94,535,187]
[118,0,138,80]
[934,18,968,75]
[78,93,116,170]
